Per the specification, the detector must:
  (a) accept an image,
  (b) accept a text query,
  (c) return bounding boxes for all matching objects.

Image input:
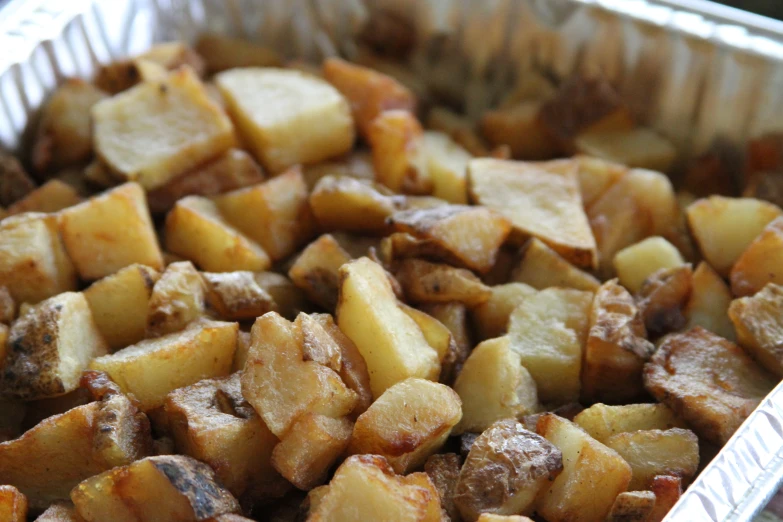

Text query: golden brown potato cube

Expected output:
[421,131,472,204]
[637,264,693,337]
[272,413,353,490]
[7,180,82,215]
[604,428,699,491]
[604,491,656,522]
[395,258,492,306]
[508,288,593,404]
[165,195,271,272]
[90,320,237,410]
[453,337,539,435]
[729,283,783,376]
[93,67,234,189]
[536,414,632,522]
[511,238,600,292]
[648,475,682,522]
[323,58,416,139]
[348,378,461,474]
[644,327,777,445]
[146,261,206,337]
[455,420,563,521]
[31,79,107,173]
[424,453,461,521]
[730,215,783,296]
[309,175,403,234]
[196,34,280,73]
[216,68,354,173]
[0,151,35,207]
[35,501,84,521]
[84,263,160,351]
[481,101,559,160]
[574,403,686,444]
[686,261,735,340]
[288,234,352,311]
[368,110,430,194]
[574,155,627,207]
[202,271,274,321]
[337,258,440,398]
[686,196,782,276]
[469,158,597,268]
[0,485,27,522]
[471,282,537,341]
[575,127,677,173]
[71,455,240,522]
[59,182,164,280]
[613,237,684,294]
[581,280,654,404]
[253,272,309,320]
[0,292,107,400]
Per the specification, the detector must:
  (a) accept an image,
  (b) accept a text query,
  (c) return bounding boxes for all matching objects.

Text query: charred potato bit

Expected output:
[288,234,353,311]
[511,238,600,292]
[636,264,693,337]
[146,261,206,337]
[424,453,462,521]
[648,475,683,522]
[202,270,275,321]
[729,283,783,376]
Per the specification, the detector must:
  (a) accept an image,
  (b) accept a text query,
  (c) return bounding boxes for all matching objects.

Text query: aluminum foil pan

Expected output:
[2,0,783,520]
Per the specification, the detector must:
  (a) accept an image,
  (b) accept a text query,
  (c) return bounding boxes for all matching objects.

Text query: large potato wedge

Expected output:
[729,283,783,376]
[574,403,686,444]
[511,238,600,292]
[636,264,693,337]
[146,261,206,337]
[685,262,735,340]
[730,215,783,296]
[7,180,82,215]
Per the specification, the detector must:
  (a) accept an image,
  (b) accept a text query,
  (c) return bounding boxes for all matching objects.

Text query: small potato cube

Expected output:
[0,485,27,522]
[575,127,677,173]
[71,455,240,522]
[637,265,693,337]
[511,238,600,292]
[395,259,492,306]
[421,131,472,204]
[469,158,597,268]
[453,337,539,434]
[643,327,777,444]
[196,34,281,73]
[368,110,430,195]
[686,196,782,276]
[93,67,234,189]
[613,237,684,294]
[90,320,237,410]
[574,155,627,208]
[146,261,206,337]
[216,68,354,173]
[648,475,682,522]
[573,403,686,444]
[424,454,461,521]
[471,282,536,341]
[7,180,82,215]
[729,283,783,376]
[165,196,271,272]
[604,428,699,490]
[685,261,735,340]
[481,101,559,160]
[0,292,107,400]
[214,167,313,261]
[348,378,462,474]
[202,271,274,321]
[455,420,563,521]
[309,175,403,234]
[289,234,352,310]
[730,215,783,296]
[60,182,164,280]
[508,288,593,404]
[536,414,632,522]
[605,491,656,522]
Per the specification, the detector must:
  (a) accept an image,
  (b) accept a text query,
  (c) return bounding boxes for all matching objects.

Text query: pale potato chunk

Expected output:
[686,196,782,276]
[202,271,274,321]
[511,238,600,292]
[337,258,440,398]
[575,127,677,172]
[7,180,82,215]
[368,110,430,194]
[481,101,558,160]
[0,485,27,522]
[147,261,206,337]
[453,337,539,434]
[729,283,783,376]
[165,196,271,272]
[93,67,234,189]
[90,320,237,410]
[289,234,352,310]
[216,68,354,173]
[685,261,735,340]
[471,282,537,341]
[469,158,597,268]
[60,182,164,280]
[613,237,684,294]
[395,259,492,306]
[574,403,686,444]
[196,34,280,73]
[309,175,403,234]
[536,414,632,522]
[422,131,472,204]
[424,453,461,521]
[730,215,783,296]
[508,288,593,404]
[0,292,107,400]
[605,491,656,522]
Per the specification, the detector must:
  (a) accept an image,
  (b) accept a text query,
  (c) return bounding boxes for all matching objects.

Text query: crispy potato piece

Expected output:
[165,195,271,272]
[215,167,313,261]
[35,501,85,521]
[0,212,77,303]
[421,131,472,204]
[0,151,35,207]
[637,265,693,337]
[536,414,632,522]
[508,288,593,404]
[7,180,82,215]
[647,475,682,522]
[202,271,274,321]
[729,283,783,376]
[511,238,600,292]
[469,158,597,268]
[0,292,107,400]
[453,337,539,434]
[455,420,563,521]
[581,280,654,404]
[90,320,237,410]
[613,237,684,294]
[368,110,430,194]
[388,205,511,274]
[686,196,782,276]
[395,259,492,306]
[604,491,656,522]
[196,34,280,73]
[307,455,441,522]
[644,327,777,444]
[309,175,404,234]
[730,215,783,296]
[337,258,440,398]
[575,127,676,173]
[216,68,353,173]
[686,261,735,340]
[481,101,559,160]
[604,428,699,491]
[253,272,309,320]
[145,261,206,337]
[71,455,239,522]
[574,155,627,207]
[424,453,461,521]
[0,485,27,522]
[288,234,352,310]
[94,67,234,189]
[574,403,686,444]
[471,282,537,341]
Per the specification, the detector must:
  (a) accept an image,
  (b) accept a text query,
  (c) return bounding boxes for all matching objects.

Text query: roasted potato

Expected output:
[636,264,693,337]
[471,282,537,341]
[424,453,462,521]
[202,270,275,321]
[604,491,656,522]
[573,403,686,444]
[0,485,27,522]
[729,283,783,376]
[511,238,600,292]
[648,475,682,522]
[7,179,82,215]
[395,258,492,306]
[685,262,735,341]
[730,215,783,296]
[146,261,206,337]
[196,33,280,73]
[288,234,352,310]
[613,237,684,294]
[367,110,430,194]
[309,175,404,234]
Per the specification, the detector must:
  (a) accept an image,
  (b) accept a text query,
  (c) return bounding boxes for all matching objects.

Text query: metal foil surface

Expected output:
[2,0,783,520]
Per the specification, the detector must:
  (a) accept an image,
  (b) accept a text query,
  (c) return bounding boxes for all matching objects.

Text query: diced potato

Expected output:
[35,501,84,521]
[604,428,699,490]
[93,67,234,189]
[368,110,430,194]
[428,106,489,156]
[575,127,677,173]
[730,215,783,296]
[323,58,416,139]
[536,414,632,522]
[196,34,281,73]
[60,182,164,280]
[0,292,107,400]
[511,238,600,292]
[288,234,352,310]
[337,258,440,398]
[424,453,461,521]
[306,455,441,522]
[637,265,693,337]
[574,403,686,444]
[581,280,654,404]
[0,485,27,522]
[471,282,536,341]
[253,272,309,320]
[71,455,240,522]
[215,167,313,261]
[7,180,82,215]
[145,261,206,337]
[604,491,656,522]
[216,68,354,173]
[574,155,627,208]
[481,101,559,160]
[453,337,539,434]
[648,475,682,522]
[613,237,684,294]
[507,288,593,404]
[90,320,237,410]
[685,261,735,340]
[686,196,782,276]
[420,131,472,204]
[469,158,597,268]
[0,150,36,207]
[729,283,783,376]
[455,420,563,521]
[348,378,461,474]
[309,175,403,234]
[644,327,777,444]
[165,195,271,272]
[202,271,274,321]
[395,259,492,306]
